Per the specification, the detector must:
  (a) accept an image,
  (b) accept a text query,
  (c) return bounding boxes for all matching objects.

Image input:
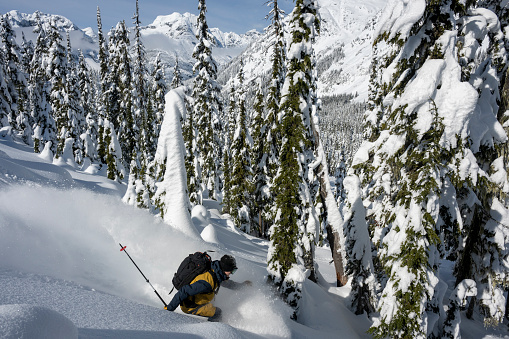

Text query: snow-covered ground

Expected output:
[0,130,372,338]
[1,128,508,338]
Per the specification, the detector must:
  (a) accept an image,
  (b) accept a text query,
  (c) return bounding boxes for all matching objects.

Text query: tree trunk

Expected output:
[311,115,348,286]
[455,205,483,286]
[325,221,348,286]
[505,287,509,323]
[498,63,509,122]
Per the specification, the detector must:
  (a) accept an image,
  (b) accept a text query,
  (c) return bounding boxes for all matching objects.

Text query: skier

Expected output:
[166,254,251,321]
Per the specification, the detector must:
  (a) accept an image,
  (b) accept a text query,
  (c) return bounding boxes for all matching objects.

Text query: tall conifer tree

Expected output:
[152,53,167,132]
[182,88,199,205]
[0,14,26,130]
[96,7,109,164]
[78,50,98,163]
[30,12,55,154]
[124,0,155,209]
[192,0,223,202]
[251,80,267,237]
[170,56,183,89]
[109,20,132,168]
[17,32,33,145]
[267,0,320,319]
[221,85,237,215]
[65,33,85,164]
[229,60,254,232]
[46,18,68,157]
[0,45,11,128]
[344,0,509,336]
[263,0,287,236]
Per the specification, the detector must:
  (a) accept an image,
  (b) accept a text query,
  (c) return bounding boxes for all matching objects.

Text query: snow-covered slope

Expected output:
[0,95,372,338]
[315,0,383,99]
[1,92,508,338]
[218,0,386,101]
[5,10,99,62]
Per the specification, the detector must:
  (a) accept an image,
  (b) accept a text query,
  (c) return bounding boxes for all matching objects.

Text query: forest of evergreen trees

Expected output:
[2,0,509,337]
[0,3,168,187]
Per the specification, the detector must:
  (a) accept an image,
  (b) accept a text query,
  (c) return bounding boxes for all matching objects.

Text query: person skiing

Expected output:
[166,254,250,322]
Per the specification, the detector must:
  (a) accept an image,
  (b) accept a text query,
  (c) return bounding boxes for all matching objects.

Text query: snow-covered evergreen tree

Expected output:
[65,33,85,164]
[267,0,320,319]
[46,18,68,158]
[104,118,124,182]
[124,0,155,209]
[263,0,287,233]
[16,32,32,145]
[19,32,33,83]
[191,0,223,202]
[96,7,109,164]
[229,60,254,233]
[153,88,197,237]
[0,14,26,130]
[182,85,199,205]
[30,13,55,154]
[0,48,11,128]
[451,1,509,328]
[332,148,347,204]
[106,20,130,174]
[340,175,375,315]
[346,0,509,337]
[78,50,98,163]
[152,53,167,133]
[221,85,236,215]
[170,55,183,90]
[251,80,267,237]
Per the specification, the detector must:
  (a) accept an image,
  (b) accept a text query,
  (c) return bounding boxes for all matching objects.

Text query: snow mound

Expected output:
[192,205,211,225]
[201,224,221,244]
[0,304,78,339]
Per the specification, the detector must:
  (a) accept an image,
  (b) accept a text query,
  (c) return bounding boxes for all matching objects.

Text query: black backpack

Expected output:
[171,252,213,292]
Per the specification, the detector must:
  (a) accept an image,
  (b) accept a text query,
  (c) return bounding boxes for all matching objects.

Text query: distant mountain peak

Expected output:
[5,10,80,31]
[143,11,260,49]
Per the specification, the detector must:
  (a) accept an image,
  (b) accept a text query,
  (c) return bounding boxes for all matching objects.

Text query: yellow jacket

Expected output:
[180,270,218,311]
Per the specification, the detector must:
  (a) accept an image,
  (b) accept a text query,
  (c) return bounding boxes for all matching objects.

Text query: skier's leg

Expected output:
[190,302,216,318]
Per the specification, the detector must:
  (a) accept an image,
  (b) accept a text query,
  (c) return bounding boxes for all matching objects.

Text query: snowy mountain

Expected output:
[5,0,383,98]
[315,0,383,99]
[3,10,260,81]
[218,0,386,101]
[5,10,79,31]
[5,10,99,61]
[139,12,261,79]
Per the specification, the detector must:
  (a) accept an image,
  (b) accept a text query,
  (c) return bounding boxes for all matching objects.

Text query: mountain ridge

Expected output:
[3,9,260,80]
[4,0,386,98]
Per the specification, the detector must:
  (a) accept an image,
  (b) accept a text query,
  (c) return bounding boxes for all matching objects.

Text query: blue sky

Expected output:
[0,0,295,33]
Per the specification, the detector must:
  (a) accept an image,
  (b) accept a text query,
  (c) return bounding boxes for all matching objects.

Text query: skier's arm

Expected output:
[166,280,213,311]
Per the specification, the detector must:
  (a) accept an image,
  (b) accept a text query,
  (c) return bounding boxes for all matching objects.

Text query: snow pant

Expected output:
[181,302,219,318]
